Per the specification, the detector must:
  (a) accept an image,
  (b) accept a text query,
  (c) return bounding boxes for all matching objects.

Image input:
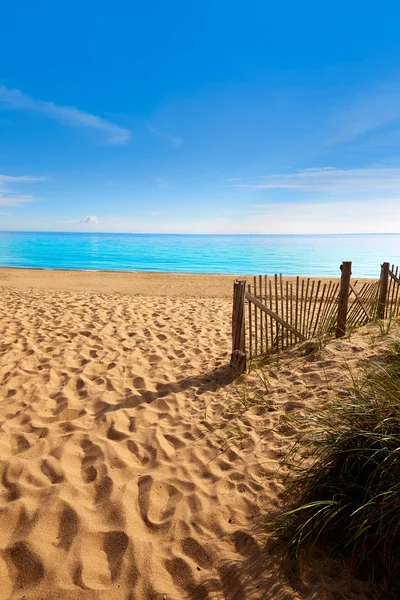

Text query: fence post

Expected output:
[230,280,247,374]
[336,261,352,338]
[377,262,390,319]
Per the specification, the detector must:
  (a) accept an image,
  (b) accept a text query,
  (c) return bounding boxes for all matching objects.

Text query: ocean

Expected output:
[0,231,399,277]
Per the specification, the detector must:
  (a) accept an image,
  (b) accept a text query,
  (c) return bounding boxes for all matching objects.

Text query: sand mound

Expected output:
[0,272,389,599]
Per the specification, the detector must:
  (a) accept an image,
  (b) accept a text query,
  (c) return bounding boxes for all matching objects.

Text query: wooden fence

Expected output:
[230,261,400,370]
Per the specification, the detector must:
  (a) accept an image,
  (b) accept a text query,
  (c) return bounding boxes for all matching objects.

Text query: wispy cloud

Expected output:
[0,211,12,215]
[232,167,400,194]
[155,177,170,189]
[147,125,182,148]
[0,174,44,184]
[0,85,131,145]
[328,81,400,146]
[56,215,99,224]
[0,172,44,206]
[147,211,161,217]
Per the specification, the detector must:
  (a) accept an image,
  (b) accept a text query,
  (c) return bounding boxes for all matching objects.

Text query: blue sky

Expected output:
[2,0,400,233]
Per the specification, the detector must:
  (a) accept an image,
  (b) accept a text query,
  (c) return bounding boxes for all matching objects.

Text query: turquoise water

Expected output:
[0,232,399,277]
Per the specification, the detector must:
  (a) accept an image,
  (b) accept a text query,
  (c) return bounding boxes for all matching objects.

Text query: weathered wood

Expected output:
[305,280,315,337]
[264,275,269,353]
[336,261,352,337]
[388,266,398,317]
[299,279,305,338]
[347,283,370,327]
[322,282,340,333]
[319,280,333,333]
[231,280,246,358]
[313,282,326,337]
[248,284,252,360]
[302,278,310,337]
[349,283,371,320]
[259,274,263,354]
[230,350,246,374]
[309,280,320,337]
[289,282,294,346]
[378,262,390,319]
[388,268,400,285]
[245,291,306,341]
[274,275,279,349]
[386,264,394,318]
[392,266,400,317]
[253,276,258,356]
[269,278,274,350]
[295,276,299,339]
[285,280,289,349]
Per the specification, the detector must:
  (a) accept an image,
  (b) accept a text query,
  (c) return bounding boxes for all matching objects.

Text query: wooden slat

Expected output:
[290,282,294,346]
[392,267,400,317]
[253,276,258,356]
[274,274,279,350]
[321,282,339,334]
[232,280,246,353]
[269,278,274,351]
[349,283,371,320]
[295,276,299,340]
[280,274,284,350]
[313,282,326,337]
[259,274,263,354]
[348,282,378,328]
[285,280,289,349]
[347,283,369,327]
[302,278,310,337]
[264,275,269,353]
[378,262,390,319]
[389,265,397,317]
[309,280,320,338]
[386,264,394,318]
[389,268,400,285]
[246,291,306,340]
[318,280,332,334]
[305,280,315,338]
[248,283,252,360]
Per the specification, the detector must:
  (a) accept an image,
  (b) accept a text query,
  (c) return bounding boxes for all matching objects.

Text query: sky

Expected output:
[2,0,400,234]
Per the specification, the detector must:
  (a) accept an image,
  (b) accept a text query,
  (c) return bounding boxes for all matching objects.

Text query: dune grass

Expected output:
[267,341,400,589]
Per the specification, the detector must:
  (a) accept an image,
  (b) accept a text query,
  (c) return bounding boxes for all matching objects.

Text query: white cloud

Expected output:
[0,174,44,184]
[56,215,99,224]
[0,173,44,206]
[147,211,161,217]
[60,198,399,234]
[0,85,131,145]
[0,211,12,215]
[233,167,400,194]
[147,125,182,148]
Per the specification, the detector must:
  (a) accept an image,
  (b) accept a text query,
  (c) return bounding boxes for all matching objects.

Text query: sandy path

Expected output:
[0,271,386,599]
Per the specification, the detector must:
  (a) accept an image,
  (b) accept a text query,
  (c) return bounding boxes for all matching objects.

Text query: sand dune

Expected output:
[0,270,388,599]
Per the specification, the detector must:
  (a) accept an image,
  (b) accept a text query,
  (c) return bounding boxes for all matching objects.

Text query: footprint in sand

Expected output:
[40,458,64,484]
[7,541,44,587]
[80,438,104,483]
[182,537,212,569]
[103,531,129,582]
[57,504,79,551]
[138,475,182,530]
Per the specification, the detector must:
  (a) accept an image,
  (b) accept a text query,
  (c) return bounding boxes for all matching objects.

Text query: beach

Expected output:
[0,268,388,599]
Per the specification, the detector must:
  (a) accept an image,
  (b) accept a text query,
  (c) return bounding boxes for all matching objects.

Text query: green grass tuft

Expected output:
[266,342,400,589]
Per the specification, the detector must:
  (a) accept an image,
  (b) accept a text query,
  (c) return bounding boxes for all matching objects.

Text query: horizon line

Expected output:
[0,230,400,236]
